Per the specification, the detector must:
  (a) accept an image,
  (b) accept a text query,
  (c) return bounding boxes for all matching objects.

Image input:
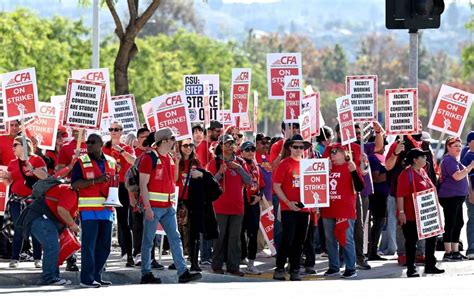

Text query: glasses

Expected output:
[181,144,195,149]
[234,133,243,139]
[12,143,21,148]
[108,128,123,132]
[291,145,305,150]
[224,142,236,147]
[86,140,97,145]
[243,147,256,152]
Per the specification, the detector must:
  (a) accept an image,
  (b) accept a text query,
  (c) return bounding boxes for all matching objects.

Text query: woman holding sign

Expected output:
[397,148,445,277]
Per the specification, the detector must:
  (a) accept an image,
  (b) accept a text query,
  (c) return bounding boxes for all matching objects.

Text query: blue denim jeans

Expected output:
[80,220,112,284]
[272,194,282,252]
[379,195,397,255]
[30,217,60,284]
[10,201,41,260]
[323,218,356,272]
[141,207,187,276]
[466,199,474,254]
[200,235,213,262]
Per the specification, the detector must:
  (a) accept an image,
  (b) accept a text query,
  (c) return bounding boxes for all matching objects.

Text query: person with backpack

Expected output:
[138,127,202,284]
[207,134,252,276]
[0,136,48,269]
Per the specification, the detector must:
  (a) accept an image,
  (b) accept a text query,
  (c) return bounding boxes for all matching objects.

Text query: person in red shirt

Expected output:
[57,129,87,177]
[102,120,136,267]
[207,134,251,276]
[192,124,204,146]
[45,130,67,175]
[0,120,21,166]
[0,136,48,269]
[320,143,364,279]
[196,120,223,167]
[225,126,244,151]
[272,134,311,281]
[397,148,445,277]
[134,128,151,158]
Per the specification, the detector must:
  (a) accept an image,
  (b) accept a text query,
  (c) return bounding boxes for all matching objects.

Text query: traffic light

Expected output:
[386,0,445,30]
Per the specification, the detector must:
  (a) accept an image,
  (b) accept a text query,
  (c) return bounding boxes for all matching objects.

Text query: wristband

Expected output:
[120,149,125,154]
[399,210,404,214]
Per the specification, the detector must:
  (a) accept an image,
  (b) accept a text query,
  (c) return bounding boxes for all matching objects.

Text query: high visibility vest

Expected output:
[77,154,116,212]
[146,151,176,208]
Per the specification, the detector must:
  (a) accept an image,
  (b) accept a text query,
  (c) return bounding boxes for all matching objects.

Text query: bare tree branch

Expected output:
[135,0,162,30]
[106,0,125,40]
[127,0,137,24]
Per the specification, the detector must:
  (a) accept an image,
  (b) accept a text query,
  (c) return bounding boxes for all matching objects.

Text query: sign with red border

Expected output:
[346,75,378,121]
[385,88,418,136]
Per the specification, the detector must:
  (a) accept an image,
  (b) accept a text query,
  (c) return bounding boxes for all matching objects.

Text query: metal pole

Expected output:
[408,29,418,89]
[92,0,100,68]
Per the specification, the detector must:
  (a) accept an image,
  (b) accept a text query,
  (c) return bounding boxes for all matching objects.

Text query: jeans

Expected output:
[212,214,243,272]
[30,217,60,284]
[276,211,309,272]
[200,235,213,261]
[379,195,397,255]
[10,201,41,260]
[141,206,187,276]
[466,200,474,254]
[80,220,112,284]
[272,194,282,252]
[323,218,356,272]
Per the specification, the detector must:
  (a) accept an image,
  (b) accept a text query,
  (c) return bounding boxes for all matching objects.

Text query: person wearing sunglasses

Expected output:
[207,134,251,277]
[102,120,136,267]
[272,134,311,281]
[0,136,48,270]
[57,128,87,178]
[196,120,223,167]
[225,126,244,152]
[438,136,474,261]
[320,143,364,279]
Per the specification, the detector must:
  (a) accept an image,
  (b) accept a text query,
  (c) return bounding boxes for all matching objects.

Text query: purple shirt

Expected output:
[438,155,469,198]
[369,154,390,196]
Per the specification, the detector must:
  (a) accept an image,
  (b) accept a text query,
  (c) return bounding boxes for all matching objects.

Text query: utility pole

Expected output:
[92,0,100,68]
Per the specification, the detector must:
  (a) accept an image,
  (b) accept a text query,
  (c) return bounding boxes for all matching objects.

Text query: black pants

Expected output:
[368,192,388,256]
[402,221,437,271]
[184,201,201,267]
[116,183,133,257]
[303,219,316,267]
[212,214,243,272]
[439,196,466,242]
[276,211,309,272]
[240,200,260,260]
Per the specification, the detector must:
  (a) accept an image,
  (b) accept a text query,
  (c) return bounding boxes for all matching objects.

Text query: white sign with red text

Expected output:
[300,159,330,208]
[299,110,312,142]
[253,90,258,136]
[2,68,39,121]
[266,53,302,100]
[413,188,444,240]
[231,68,252,116]
[218,109,236,128]
[71,68,112,116]
[152,91,192,141]
[51,95,66,127]
[428,85,473,137]
[63,79,106,130]
[284,76,302,123]
[336,95,357,145]
[141,101,156,131]
[385,88,418,136]
[0,166,8,216]
[346,75,378,121]
[25,102,60,151]
[259,206,276,255]
[110,94,140,133]
[234,112,252,132]
[302,92,320,137]
[183,74,220,123]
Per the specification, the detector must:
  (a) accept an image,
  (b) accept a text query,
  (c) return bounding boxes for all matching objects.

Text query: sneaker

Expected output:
[97,280,112,287]
[126,256,134,267]
[134,254,141,265]
[342,270,357,278]
[9,260,19,268]
[256,251,271,258]
[34,260,42,269]
[454,252,469,260]
[356,260,371,270]
[245,264,262,275]
[273,268,286,281]
[212,268,225,274]
[140,273,161,284]
[240,258,249,265]
[80,281,101,288]
[443,252,453,261]
[304,266,317,274]
[168,263,177,270]
[467,253,474,260]
[407,269,420,278]
[200,260,212,266]
[424,266,445,274]
[324,269,340,277]
[320,252,329,258]
[47,278,72,286]
[121,254,127,261]
[368,254,387,261]
[151,260,164,269]
[289,270,301,281]
[66,262,79,272]
[178,270,202,283]
[451,252,465,261]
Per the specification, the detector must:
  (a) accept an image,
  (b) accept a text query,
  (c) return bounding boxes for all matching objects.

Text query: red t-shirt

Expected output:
[242,159,265,201]
[44,184,78,224]
[102,143,135,183]
[207,157,245,215]
[273,157,304,212]
[320,163,359,219]
[397,167,434,221]
[177,159,201,200]
[0,135,16,166]
[135,147,145,158]
[196,140,213,167]
[57,140,87,166]
[269,139,284,166]
[7,155,46,196]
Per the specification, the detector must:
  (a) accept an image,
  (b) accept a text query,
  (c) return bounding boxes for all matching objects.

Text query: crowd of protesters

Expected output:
[1,117,474,286]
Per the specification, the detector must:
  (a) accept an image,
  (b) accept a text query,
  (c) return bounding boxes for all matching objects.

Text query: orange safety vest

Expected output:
[146,151,176,209]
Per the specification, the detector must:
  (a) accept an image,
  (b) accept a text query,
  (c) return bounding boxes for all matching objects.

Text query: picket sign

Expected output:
[385,88,418,136]
[300,159,330,208]
[266,53,302,100]
[151,91,192,141]
[230,68,252,116]
[183,74,220,123]
[346,75,378,122]
[2,68,39,121]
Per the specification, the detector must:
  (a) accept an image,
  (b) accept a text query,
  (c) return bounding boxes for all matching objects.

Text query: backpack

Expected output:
[125,151,159,193]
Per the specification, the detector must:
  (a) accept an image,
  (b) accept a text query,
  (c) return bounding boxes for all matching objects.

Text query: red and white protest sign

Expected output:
[346,75,378,121]
[234,112,252,132]
[428,85,473,137]
[110,95,140,133]
[336,95,357,145]
[266,53,302,100]
[302,92,320,137]
[141,101,156,131]
[51,95,66,127]
[0,87,7,135]
[284,76,301,123]
[413,188,444,240]
[385,88,418,136]
[300,159,330,208]
[218,109,235,129]
[231,68,251,115]
[0,166,8,216]
[152,91,192,141]
[71,68,112,116]
[183,74,220,122]
[25,102,60,151]
[63,79,106,130]
[2,68,39,121]
[299,110,312,142]
[259,206,276,255]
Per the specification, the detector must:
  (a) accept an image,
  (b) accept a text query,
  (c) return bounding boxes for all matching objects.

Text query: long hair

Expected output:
[14,136,33,156]
[178,140,200,173]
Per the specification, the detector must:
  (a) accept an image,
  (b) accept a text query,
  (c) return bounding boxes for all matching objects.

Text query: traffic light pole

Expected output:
[408,29,418,89]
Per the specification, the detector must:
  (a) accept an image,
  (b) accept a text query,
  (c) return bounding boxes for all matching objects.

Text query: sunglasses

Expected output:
[224,142,236,147]
[108,128,123,132]
[243,147,256,152]
[234,133,243,139]
[291,145,305,150]
[12,143,21,148]
[86,140,98,145]
[181,144,195,149]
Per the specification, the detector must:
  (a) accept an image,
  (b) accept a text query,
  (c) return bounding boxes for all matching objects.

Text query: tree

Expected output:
[321,44,348,84]
[462,18,474,79]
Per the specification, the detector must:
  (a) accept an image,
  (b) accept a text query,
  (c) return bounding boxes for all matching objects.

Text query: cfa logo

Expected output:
[453,93,469,104]
[39,105,56,115]
[83,72,105,81]
[237,72,249,81]
[289,79,299,87]
[280,56,297,65]
[14,72,31,83]
[311,162,326,171]
[339,98,350,109]
[165,95,182,105]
